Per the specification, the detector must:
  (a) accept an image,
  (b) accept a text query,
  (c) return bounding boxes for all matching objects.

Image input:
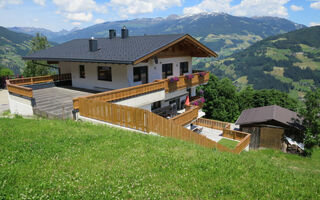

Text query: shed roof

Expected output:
[23,34,218,64]
[236,105,302,129]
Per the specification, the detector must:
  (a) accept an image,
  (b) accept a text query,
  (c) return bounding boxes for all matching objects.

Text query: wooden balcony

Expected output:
[6,73,72,98]
[163,72,210,93]
[73,81,165,110]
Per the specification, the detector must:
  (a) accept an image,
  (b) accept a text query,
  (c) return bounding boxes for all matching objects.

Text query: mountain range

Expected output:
[8,13,304,58]
[197,26,320,101]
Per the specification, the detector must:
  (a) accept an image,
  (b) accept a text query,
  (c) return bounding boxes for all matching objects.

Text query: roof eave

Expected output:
[22,57,133,65]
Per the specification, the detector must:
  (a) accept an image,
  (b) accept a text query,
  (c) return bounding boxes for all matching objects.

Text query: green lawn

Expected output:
[0,118,320,199]
[218,138,239,149]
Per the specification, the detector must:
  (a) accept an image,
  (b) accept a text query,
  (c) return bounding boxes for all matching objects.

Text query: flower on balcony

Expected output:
[198,97,205,103]
[192,101,199,106]
[169,76,179,83]
[199,72,207,77]
[185,74,194,80]
[198,89,204,96]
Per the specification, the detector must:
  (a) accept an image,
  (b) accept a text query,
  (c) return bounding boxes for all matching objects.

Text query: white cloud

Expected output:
[33,0,45,6]
[108,0,182,17]
[95,18,105,24]
[66,12,93,22]
[310,1,320,9]
[183,0,289,18]
[290,5,303,11]
[183,0,232,15]
[0,0,22,8]
[33,18,39,22]
[310,22,320,26]
[52,0,106,13]
[72,22,81,26]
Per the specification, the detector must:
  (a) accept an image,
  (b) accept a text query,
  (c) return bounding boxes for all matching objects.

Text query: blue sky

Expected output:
[0,0,319,31]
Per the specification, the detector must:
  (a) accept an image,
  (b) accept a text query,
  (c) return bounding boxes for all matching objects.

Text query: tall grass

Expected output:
[0,118,319,199]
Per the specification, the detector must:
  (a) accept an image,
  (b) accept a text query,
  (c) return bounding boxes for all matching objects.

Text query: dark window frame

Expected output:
[180,62,189,75]
[151,101,161,110]
[79,65,85,79]
[162,63,173,79]
[133,66,148,82]
[97,66,112,81]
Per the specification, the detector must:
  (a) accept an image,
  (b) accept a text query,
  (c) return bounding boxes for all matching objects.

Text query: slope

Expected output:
[0,117,319,199]
[198,26,320,100]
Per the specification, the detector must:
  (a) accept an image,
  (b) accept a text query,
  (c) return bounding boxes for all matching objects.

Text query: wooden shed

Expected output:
[236,105,303,150]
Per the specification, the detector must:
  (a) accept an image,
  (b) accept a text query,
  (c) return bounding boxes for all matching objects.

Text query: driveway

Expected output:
[0,90,9,114]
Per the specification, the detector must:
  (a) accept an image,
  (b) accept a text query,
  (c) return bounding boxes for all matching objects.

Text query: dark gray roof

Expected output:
[23,34,187,64]
[236,105,301,128]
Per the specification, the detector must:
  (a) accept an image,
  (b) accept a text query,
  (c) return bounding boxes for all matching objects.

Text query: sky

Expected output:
[0,0,319,32]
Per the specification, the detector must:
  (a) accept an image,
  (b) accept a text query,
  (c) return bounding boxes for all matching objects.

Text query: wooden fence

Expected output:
[6,73,71,98]
[78,98,250,154]
[194,118,230,130]
[170,106,199,126]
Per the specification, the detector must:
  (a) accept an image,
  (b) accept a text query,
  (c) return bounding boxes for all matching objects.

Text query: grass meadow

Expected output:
[0,117,319,199]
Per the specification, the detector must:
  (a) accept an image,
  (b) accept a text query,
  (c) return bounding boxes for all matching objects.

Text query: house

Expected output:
[6,28,252,154]
[236,105,303,150]
[21,27,217,114]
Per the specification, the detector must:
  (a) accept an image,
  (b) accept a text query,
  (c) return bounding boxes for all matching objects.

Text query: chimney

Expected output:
[109,29,116,39]
[121,26,129,39]
[89,37,98,52]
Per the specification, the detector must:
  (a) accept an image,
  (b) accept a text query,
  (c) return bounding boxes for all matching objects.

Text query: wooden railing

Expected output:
[6,73,71,98]
[78,97,250,154]
[164,72,210,93]
[194,118,231,131]
[223,129,248,141]
[78,97,238,152]
[6,80,33,98]
[170,106,199,126]
[233,134,251,154]
[73,81,165,110]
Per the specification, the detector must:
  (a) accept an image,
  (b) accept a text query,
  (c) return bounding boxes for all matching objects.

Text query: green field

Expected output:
[218,138,239,149]
[0,118,320,199]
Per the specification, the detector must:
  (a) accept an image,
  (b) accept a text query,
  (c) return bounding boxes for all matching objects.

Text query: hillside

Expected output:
[0,26,32,74]
[8,27,77,41]
[41,13,303,58]
[197,26,320,100]
[0,117,319,199]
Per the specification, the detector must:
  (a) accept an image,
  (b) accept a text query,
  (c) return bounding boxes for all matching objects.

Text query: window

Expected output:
[180,62,188,75]
[98,66,112,81]
[133,66,148,83]
[79,65,85,78]
[162,63,173,79]
[151,101,161,110]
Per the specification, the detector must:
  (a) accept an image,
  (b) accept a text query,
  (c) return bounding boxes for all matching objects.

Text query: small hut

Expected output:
[236,105,303,150]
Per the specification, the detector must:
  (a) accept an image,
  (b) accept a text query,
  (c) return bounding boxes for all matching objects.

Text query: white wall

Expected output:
[8,94,34,116]
[127,56,192,86]
[59,62,129,91]
[115,90,165,110]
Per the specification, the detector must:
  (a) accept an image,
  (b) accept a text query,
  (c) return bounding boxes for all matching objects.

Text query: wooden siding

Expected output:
[259,127,284,149]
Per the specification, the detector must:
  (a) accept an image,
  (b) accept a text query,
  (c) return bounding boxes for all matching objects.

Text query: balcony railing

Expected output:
[73,81,166,110]
[6,73,72,98]
[163,72,210,93]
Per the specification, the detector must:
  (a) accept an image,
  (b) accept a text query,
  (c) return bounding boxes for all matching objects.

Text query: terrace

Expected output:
[6,71,250,154]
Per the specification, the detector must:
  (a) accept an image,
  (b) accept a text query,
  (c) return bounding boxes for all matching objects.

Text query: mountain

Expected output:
[197,26,320,101]
[8,27,75,41]
[50,13,305,57]
[0,26,32,74]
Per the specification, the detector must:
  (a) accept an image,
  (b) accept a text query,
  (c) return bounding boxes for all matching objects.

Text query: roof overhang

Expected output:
[133,34,218,65]
[22,57,133,65]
